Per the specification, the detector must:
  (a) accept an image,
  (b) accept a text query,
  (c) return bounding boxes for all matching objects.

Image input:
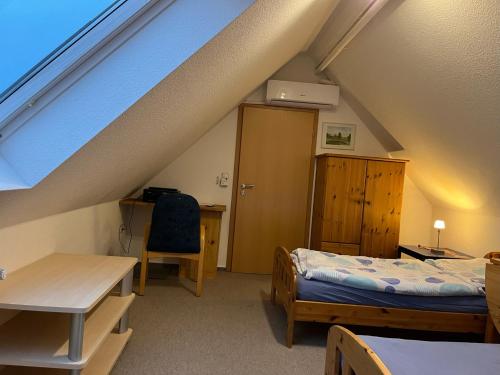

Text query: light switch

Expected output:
[217,172,229,187]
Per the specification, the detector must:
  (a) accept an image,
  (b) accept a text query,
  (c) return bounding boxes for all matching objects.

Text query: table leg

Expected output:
[119,269,133,333]
[69,312,85,362]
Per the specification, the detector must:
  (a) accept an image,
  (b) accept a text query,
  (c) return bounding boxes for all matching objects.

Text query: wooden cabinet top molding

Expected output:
[316,153,409,164]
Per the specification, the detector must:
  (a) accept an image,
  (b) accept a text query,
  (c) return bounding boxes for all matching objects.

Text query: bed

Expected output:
[271,246,500,347]
[324,259,500,375]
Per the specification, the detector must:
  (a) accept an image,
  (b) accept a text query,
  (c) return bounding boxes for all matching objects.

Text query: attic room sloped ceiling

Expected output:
[0,0,339,229]
[0,0,251,190]
[309,0,500,216]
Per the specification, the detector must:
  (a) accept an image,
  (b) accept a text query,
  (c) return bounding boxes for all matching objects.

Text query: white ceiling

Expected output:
[309,0,500,215]
[0,0,338,228]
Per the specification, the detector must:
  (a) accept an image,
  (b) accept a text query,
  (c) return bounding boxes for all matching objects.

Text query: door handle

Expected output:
[240,183,255,196]
[240,183,255,189]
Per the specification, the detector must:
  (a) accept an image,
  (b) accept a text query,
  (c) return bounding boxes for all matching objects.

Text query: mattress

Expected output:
[296,274,487,313]
[360,335,500,375]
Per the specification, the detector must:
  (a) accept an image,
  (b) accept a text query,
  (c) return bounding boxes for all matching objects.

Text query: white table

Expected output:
[0,253,136,374]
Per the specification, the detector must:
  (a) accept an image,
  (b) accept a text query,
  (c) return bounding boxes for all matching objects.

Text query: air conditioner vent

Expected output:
[266,80,339,109]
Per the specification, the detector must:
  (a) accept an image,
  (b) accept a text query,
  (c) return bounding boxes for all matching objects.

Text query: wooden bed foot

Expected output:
[272,246,298,348]
[286,317,294,348]
[485,314,500,343]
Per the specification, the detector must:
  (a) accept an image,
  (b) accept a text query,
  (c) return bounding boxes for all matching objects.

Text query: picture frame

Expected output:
[321,122,356,150]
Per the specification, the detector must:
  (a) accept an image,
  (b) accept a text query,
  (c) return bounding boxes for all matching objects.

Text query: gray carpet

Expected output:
[112,271,328,375]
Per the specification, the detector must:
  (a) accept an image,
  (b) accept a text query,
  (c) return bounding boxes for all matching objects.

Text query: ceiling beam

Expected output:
[316,0,389,72]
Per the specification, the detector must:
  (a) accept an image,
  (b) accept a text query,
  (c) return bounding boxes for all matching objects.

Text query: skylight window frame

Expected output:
[0,0,166,141]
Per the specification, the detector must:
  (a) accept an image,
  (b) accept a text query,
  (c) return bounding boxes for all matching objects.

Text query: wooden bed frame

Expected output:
[271,246,500,347]
[324,258,500,375]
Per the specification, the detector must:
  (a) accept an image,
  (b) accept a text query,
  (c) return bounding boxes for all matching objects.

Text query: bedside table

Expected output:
[398,244,473,261]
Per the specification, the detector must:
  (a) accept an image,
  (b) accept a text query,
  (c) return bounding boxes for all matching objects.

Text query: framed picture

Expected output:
[321,122,356,150]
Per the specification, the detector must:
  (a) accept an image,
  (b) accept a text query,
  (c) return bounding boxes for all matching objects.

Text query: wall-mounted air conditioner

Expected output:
[266,80,339,109]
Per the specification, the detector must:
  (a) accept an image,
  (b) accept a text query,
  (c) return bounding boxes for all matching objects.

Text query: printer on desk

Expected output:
[142,187,180,203]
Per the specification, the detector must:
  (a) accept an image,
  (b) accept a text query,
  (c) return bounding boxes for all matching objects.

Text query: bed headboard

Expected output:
[484,252,500,260]
[486,259,500,333]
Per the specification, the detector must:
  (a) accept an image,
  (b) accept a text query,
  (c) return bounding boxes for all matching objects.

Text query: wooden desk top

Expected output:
[119,198,226,212]
[0,254,136,313]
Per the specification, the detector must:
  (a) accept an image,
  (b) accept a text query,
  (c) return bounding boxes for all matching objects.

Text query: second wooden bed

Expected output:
[271,246,499,347]
[324,258,500,375]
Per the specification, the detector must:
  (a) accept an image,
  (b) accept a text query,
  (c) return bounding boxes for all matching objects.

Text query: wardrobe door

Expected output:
[361,161,405,258]
[311,157,328,250]
[321,157,367,246]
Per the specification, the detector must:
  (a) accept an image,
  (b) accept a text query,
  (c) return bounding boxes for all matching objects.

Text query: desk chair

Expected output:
[138,193,206,297]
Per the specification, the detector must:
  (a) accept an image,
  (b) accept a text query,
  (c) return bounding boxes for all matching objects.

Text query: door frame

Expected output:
[225,103,319,271]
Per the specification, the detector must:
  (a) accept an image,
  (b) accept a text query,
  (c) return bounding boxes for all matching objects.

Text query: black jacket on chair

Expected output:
[147,193,201,253]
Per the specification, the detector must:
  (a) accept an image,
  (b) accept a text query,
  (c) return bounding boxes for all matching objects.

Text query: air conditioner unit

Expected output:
[266,80,339,109]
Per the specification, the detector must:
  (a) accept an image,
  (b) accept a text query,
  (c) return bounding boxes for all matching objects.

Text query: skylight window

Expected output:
[0,0,123,104]
[0,0,158,139]
[0,0,254,191]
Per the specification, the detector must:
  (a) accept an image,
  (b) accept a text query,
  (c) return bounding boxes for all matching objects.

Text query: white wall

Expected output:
[400,176,433,246]
[143,55,432,266]
[0,200,123,274]
[431,207,500,257]
[315,99,387,157]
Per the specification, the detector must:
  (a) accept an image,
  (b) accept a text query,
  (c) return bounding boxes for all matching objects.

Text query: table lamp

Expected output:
[434,219,445,249]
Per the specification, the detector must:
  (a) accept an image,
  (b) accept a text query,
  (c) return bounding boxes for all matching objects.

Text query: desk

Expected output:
[119,198,226,279]
[0,253,136,374]
[398,244,472,261]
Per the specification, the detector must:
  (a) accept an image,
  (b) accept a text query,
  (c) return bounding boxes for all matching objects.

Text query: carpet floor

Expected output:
[112,271,328,375]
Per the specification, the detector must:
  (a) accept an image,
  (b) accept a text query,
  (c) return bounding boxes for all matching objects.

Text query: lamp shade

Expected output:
[434,220,445,230]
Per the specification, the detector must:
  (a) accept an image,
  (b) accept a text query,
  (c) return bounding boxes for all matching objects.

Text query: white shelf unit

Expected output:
[0,254,137,375]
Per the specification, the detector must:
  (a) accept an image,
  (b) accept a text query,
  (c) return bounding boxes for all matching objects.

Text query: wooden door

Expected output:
[230,105,316,274]
[361,161,405,258]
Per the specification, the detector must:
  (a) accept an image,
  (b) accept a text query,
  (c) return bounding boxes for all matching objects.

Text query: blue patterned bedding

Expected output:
[291,248,485,297]
[424,258,488,289]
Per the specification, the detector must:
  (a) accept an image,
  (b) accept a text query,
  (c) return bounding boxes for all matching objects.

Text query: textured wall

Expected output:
[308,0,500,255]
[431,207,500,257]
[0,201,122,273]
[0,0,338,229]
[315,0,500,216]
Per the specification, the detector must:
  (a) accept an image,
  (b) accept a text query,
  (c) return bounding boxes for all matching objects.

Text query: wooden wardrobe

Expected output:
[311,154,407,258]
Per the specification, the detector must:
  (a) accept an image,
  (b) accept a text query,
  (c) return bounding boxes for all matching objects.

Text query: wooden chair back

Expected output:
[148,193,201,253]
